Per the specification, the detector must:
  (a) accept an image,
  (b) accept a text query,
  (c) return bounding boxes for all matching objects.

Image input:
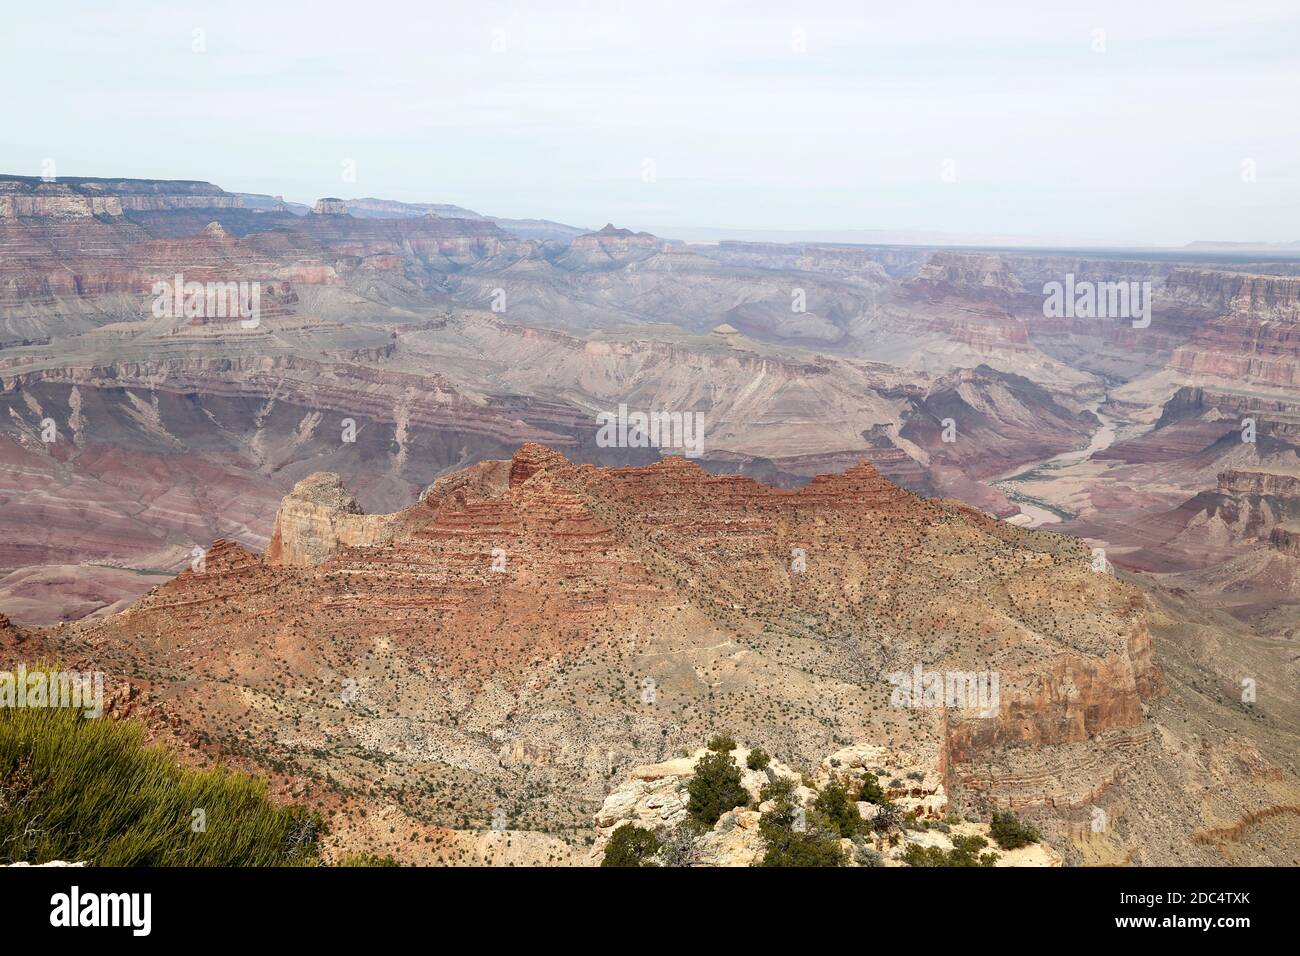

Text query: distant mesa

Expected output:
[589,222,656,239]
[903,250,1025,303]
[560,222,666,266]
[235,191,310,215]
[312,197,350,215]
[0,174,241,219]
[344,196,485,221]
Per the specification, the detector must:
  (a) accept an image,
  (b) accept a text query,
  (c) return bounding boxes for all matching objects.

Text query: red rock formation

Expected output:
[879,252,1042,355]
[900,365,1097,480]
[1098,387,1300,465]
[946,618,1161,761]
[904,251,1027,306]
[0,610,46,663]
[1218,470,1300,497]
[1167,270,1300,387]
[67,444,1161,731]
[32,445,1284,863]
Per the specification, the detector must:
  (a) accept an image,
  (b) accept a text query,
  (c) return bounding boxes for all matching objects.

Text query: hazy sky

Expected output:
[3,0,1298,243]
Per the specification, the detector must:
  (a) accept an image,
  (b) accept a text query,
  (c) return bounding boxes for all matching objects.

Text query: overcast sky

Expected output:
[3,0,1297,244]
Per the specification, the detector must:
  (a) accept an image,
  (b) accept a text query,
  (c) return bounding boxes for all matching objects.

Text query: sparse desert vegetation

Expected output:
[0,699,320,866]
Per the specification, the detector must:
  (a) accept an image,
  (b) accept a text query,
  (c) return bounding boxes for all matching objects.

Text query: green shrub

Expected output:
[0,698,320,866]
[761,830,847,867]
[337,852,398,867]
[959,836,997,866]
[989,810,1040,850]
[746,748,770,771]
[758,795,800,834]
[902,835,998,867]
[758,797,846,867]
[902,844,935,866]
[600,824,662,867]
[686,751,749,830]
[858,773,885,804]
[758,776,795,803]
[813,782,866,838]
[707,733,737,753]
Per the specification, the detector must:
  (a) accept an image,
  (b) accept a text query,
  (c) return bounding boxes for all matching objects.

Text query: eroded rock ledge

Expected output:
[592,741,1062,867]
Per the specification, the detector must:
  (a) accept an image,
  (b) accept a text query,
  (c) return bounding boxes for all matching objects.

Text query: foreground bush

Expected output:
[707,733,737,753]
[902,834,998,867]
[989,810,1041,850]
[759,776,795,803]
[337,852,399,867]
[757,796,847,867]
[0,698,321,866]
[858,772,886,804]
[601,824,661,867]
[813,781,866,838]
[687,751,749,830]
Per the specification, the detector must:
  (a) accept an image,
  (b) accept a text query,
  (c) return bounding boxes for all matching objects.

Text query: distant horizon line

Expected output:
[5,171,1297,254]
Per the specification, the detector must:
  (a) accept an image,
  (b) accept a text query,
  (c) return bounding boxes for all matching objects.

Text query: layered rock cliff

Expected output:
[558,223,665,267]
[904,251,1027,305]
[49,446,1169,832]
[1270,526,1300,557]
[266,473,393,566]
[1167,270,1300,388]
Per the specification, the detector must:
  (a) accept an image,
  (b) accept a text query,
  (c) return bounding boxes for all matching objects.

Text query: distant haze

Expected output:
[2,0,1297,245]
